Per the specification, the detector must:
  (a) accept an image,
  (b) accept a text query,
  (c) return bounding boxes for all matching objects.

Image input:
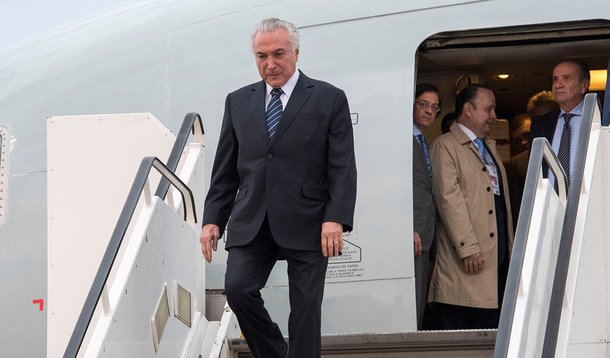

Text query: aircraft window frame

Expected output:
[0,124,10,226]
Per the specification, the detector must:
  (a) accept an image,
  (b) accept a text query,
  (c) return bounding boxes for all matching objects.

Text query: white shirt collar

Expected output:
[559,98,585,117]
[266,68,300,101]
[458,122,480,142]
[413,124,423,136]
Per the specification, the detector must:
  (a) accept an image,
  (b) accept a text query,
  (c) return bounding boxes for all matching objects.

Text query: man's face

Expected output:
[253,28,298,88]
[413,91,440,129]
[552,62,589,111]
[463,88,496,138]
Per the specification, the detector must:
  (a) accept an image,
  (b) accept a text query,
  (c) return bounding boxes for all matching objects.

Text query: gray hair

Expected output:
[251,18,300,51]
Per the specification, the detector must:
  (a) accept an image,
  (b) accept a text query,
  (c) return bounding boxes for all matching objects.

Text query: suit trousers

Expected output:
[224,216,328,358]
[414,250,430,329]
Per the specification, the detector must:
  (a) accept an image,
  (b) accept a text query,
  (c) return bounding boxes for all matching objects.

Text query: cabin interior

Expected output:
[415,19,610,155]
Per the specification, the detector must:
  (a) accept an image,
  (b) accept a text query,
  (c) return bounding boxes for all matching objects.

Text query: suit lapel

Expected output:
[270,72,314,147]
[546,109,560,145]
[450,123,484,163]
[250,81,271,144]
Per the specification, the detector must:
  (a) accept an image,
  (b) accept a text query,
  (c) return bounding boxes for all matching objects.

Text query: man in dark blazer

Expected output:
[508,94,558,227]
[199,18,357,358]
[412,83,439,329]
[529,60,590,186]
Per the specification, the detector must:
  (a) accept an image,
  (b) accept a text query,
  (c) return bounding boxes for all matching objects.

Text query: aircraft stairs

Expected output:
[494,90,610,357]
[52,112,239,358]
[57,69,610,357]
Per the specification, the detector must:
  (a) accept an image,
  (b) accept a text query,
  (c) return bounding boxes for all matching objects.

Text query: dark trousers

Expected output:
[438,303,500,329]
[224,217,328,358]
[414,250,430,330]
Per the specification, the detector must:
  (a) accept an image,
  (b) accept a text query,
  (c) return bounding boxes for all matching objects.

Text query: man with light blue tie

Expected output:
[412,83,439,329]
[428,84,513,329]
[530,60,590,188]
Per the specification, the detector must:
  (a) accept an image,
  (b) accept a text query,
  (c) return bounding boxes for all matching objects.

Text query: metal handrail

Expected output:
[63,156,197,358]
[541,93,598,357]
[494,93,599,357]
[493,136,568,357]
[155,112,204,199]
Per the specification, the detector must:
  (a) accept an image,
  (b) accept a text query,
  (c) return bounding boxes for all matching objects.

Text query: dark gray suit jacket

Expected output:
[413,136,436,329]
[413,137,435,252]
[529,109,560,179]
[530,109,560,148]
[203,71,357,251]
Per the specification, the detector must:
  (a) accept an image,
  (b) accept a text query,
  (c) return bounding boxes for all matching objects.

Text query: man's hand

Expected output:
[413,232,422,257]
[462,252,484,274]
[200,224,220,263]
[321,221,343,257]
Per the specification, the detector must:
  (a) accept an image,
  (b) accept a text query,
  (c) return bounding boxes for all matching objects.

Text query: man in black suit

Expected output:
[199,18,357,358]
[530,60,590,186]
[508,94,558,227]
[412,83,439,329]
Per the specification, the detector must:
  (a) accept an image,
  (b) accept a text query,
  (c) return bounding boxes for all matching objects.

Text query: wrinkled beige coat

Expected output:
[428,123,513,309]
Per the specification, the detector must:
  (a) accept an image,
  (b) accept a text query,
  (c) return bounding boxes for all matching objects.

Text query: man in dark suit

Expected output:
[530,60,590,186]
[199,18,357,358]
[508,94,558,227]
[412,83,439,329]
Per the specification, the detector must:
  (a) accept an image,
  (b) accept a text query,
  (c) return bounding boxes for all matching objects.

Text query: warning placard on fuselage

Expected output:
[326,233,363,281]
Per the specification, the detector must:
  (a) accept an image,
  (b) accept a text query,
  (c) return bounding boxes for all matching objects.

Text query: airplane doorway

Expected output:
[413,19,610,331]
[415,19,610,142]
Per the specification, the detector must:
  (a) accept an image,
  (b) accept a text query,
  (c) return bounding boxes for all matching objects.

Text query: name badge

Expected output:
[486,163,500,195]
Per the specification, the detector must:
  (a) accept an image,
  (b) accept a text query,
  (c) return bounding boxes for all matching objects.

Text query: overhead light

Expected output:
[497,74,510,80]
[589,70,607,91]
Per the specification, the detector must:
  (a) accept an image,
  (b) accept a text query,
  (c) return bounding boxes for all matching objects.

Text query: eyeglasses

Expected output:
[415,101,440,113]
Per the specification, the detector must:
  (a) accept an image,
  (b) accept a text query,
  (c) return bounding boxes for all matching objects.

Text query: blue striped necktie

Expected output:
[266,88,284,137]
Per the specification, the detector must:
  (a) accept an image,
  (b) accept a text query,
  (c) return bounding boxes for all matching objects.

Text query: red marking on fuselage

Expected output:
[33,299,44,311]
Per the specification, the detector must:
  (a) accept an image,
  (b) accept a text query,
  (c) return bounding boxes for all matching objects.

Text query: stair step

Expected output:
[200,321,221,357]
[228,330,496,357]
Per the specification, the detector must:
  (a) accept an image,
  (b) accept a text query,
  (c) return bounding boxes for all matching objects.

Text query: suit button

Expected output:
[487,187,491,192]
[459,242,465,247]
[489,210,493,215]
[490,232,495,238]
[266,153,273,159]
[482,167,487,172]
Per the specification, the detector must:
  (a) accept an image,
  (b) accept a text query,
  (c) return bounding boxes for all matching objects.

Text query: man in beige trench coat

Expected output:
[428,84,513,329]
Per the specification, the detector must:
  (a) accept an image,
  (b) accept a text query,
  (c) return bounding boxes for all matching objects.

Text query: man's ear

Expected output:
[463,102,472,117]
[581,79,590,94]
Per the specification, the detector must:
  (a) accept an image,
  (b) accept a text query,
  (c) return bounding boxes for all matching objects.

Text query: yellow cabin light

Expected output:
[590,70,607,91]
[497,74,510,80]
